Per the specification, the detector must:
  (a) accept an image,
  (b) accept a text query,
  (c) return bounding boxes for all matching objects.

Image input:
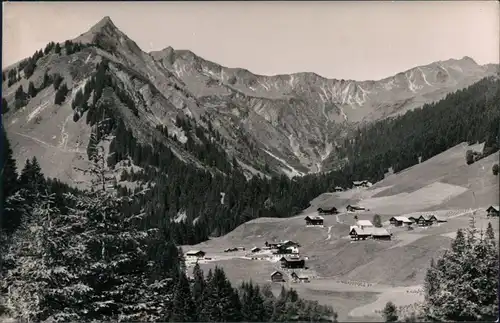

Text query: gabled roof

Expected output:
[391,216,412,223]
[371,227,391,236]
[271,271,283,276]
[356,220,373,227]
[347,205,365,210]
[318,205,337,210]
[349,225,372,235]
[251,246,261,251]
[487,205,499,212]
[186,250,205,255]
[305,215,324,220]
[280,256,304,262]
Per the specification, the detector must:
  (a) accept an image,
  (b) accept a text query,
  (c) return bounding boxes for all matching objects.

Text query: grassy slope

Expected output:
[186,142,499,321]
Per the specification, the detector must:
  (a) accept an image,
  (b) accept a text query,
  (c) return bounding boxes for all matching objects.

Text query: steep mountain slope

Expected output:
[3,16,498,182]
[151,46,497,172]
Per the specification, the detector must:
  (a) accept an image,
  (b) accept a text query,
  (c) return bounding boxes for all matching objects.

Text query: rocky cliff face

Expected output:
[3,16,498,183]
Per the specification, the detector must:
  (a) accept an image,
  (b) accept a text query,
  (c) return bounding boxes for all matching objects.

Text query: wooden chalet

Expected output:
[416,215,433,226]
[353,180,372,188]
[408,216,418,223]
[185,250,206,260]
[356,220,374,229]
[317,205,339,215]
[349,226,372,240]
[280,256,305,269]
[271,271,285,282]
[371,227,392,240]
[486,206,499,217]
[305,215,324,226]
[265,241,280,249]
[389,216,413,227]
[428,215,447,223]
[346,205,366,212]
[280,240,300,248]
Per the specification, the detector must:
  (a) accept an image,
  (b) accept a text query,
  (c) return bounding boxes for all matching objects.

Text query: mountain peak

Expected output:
[90,16,116,31]
[88,16,119,35]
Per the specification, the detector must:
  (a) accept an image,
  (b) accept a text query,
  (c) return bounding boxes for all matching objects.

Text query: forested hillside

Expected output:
[0,126,336,322]
[99,76,500,245]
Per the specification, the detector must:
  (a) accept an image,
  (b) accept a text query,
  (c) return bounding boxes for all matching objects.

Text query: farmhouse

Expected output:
[334,186,344,192]
[389,216,413,227]
[416,215,433,226]
[353,180,372,188]
[305,215,324,227]
[371,227,392,240]
[486,206,499,217]
[280,240,300,248]
[356,220,374,229]
[408,216,418,223]
[185,250,206,261]
[317,205,338,215]
[251,247,261,253]
[428,215,447,223]
[274,244,299,255]
[280,256,305,269]
[271,271,285,282]
[349,226,372,240]
[265,241,280,249]
[346,205,366,212]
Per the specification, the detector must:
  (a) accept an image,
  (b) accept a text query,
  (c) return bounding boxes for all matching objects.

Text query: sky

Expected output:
[3,1,499,81]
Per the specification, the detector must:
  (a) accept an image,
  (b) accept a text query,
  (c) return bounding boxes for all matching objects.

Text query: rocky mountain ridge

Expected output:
[3,16,498,184]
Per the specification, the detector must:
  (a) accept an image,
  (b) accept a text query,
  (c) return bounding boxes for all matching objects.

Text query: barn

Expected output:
[305,215,324,227]
[416,215,433,226]
[271,271,285,282]
[280,256,305,269]
[389,216,413,227]
[317,205,338,215]
[349,226,372,240]
[185,250,206,261]
[371,227,392,240]
[486,206,499,217]
[346,205,366,212]
[356,220,374,229]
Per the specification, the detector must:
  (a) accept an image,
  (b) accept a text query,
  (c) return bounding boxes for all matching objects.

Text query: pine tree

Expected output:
[28,81,37,98]
[200,267,242,321]
[421,221,499,321]
[382,301,398,322]
[191,263,206,308]
[2,97,8,114]
[373,214,382,228]
[2,192,60,321]
[54,43,61,54]
[72,132,173,321]
[1,128,21,235]
[170,272,197,322]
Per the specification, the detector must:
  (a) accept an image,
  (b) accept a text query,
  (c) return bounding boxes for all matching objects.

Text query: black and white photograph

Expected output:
[1,1,499,322]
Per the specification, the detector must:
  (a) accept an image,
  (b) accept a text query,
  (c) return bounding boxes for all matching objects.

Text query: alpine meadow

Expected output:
[1,7,499,323]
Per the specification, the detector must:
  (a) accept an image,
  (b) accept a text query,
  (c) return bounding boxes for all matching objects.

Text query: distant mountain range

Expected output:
[3,16,498,183]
